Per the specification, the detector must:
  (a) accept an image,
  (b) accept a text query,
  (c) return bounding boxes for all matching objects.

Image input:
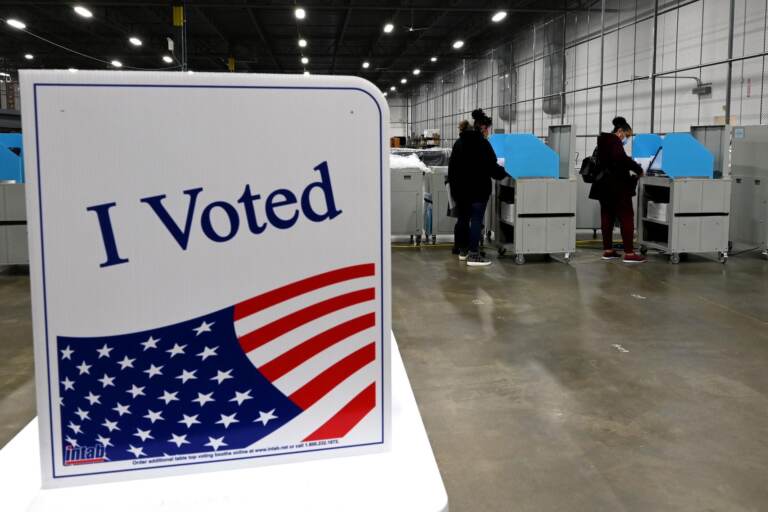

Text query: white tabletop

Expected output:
[1,334,448,512]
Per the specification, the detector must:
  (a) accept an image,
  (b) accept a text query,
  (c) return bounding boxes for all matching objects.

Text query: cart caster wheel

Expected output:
[409,235,414,245]
[718,252,728,264]
[763,250,768,260]
[639,245,648,255]
[514,254,525,265]
[670,253,681,264]
[415,235,422,246]
[497,247,507,257]
[432,235,437,245]
[564,252,572,263]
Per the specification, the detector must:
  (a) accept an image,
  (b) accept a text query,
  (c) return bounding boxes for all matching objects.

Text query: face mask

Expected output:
[622,137,629,146]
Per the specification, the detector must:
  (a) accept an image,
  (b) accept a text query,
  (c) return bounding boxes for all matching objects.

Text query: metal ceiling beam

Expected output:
[330,1,353,74]
[0,2,613,13]
[243,3,283,72]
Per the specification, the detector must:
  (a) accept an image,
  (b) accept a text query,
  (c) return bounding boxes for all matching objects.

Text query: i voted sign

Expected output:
[20,70,391,487]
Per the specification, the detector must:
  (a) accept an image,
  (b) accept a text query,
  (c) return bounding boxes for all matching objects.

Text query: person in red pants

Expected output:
[589,116,646,263]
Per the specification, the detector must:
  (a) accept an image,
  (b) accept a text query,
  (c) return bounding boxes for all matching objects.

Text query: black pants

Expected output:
[454,200,488,253]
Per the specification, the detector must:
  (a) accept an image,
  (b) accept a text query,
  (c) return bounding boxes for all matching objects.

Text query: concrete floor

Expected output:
[392,245,768,512]
[2,245,768,511]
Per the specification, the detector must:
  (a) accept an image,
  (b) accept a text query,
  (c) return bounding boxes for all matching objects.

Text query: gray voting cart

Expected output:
[725,126,768,259]
[0,183,28,265]
[635,133,730,264]
[489,126,577,265]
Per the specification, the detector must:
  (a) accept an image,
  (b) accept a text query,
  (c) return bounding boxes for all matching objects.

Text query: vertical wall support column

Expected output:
[649,0,659,133]
[532,25,537,133]
[725,0,736,124]
[598,0,606,130]
[561,10,568,125]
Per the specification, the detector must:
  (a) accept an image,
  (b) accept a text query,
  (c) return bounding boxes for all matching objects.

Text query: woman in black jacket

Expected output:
[448,109,507,267]
[589,116,646,263]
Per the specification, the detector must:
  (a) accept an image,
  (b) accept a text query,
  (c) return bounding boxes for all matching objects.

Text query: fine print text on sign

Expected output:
[20,70,391,487]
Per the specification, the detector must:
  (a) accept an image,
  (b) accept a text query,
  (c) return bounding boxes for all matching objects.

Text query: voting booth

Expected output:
[633,132,730,264]
[20,70,392,487]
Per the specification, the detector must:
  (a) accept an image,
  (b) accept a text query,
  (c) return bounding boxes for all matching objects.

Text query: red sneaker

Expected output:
[623,252,647,264]
[601,250,621,260]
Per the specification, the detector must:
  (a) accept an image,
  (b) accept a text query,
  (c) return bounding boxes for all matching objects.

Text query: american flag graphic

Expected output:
[55,263,379,464]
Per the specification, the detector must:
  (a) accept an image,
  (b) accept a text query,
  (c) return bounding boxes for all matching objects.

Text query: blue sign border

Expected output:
[32,82,386,480]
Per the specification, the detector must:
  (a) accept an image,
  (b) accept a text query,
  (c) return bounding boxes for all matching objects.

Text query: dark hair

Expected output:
[472,108,492,129]
[458,119,470,132]
[612,116,632,133]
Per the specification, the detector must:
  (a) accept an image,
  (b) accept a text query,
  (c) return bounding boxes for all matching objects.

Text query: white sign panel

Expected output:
[20,70,390,487]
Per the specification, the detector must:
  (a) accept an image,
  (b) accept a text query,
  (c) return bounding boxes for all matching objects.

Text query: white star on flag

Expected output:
[133,428,154,442]
[158,390,179,404]
[210,369,234,385]
[196,346,218,361]
[192,392,215,407]
[127,445,146,458]
[204,436,227,451]
[61,377,75,391]
[117,355,135,370]
[67,421,82,434]
[144,409,164,423]
[177,414,201,429]
[176,369,197,383]
[229,389,253,406]
[168,433,190,448]
[85,391,101,405]
[126,384,146,399]
[60,346,74,360]
[193,320,214,336]
[96,343,114,359]
[65,436,78,447]
[141,336,160,351]
[74,407,90,421]
[216,413,239,429]
[96,434,113,448]
[76,361,91,375]
[144,364,164,378]
[98,373,115,388]
[112,402,131,416]
[102,418,120,432]
[166,343,187,358]
[255,409,278,426]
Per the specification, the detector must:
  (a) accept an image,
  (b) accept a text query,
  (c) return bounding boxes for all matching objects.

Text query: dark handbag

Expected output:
[579,147,604,184]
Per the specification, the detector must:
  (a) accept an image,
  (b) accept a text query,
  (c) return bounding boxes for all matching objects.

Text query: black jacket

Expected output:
[448,130,507,204]
[589,132,644,201]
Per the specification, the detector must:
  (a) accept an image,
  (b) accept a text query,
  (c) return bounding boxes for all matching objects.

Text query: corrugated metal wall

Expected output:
[406,0,768,162]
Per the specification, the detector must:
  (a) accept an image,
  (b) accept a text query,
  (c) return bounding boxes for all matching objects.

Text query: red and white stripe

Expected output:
[234,264,378,443]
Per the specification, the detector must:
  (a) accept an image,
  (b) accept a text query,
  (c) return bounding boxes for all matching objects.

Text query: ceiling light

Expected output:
[452,40,464,49]
[413,68,420,75]
[162,55,173,63]
[68,68,78,73]
[24,54,34,60]
[400,78,407,84]
[6,19,26,30]
[301,57,309,64]
[129,36,142,46]
[492,11,508,23]
[390,86,396,91]
[295,7,306,20]
[187,70,194,74]
[73,5,93,18]
[430,56,437,63]
[303,70,310,76]
[383,23,394,33]
[383,92,388,97]
[111,60,123,68]
[362,61,370,69]
[298,38,307,48]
